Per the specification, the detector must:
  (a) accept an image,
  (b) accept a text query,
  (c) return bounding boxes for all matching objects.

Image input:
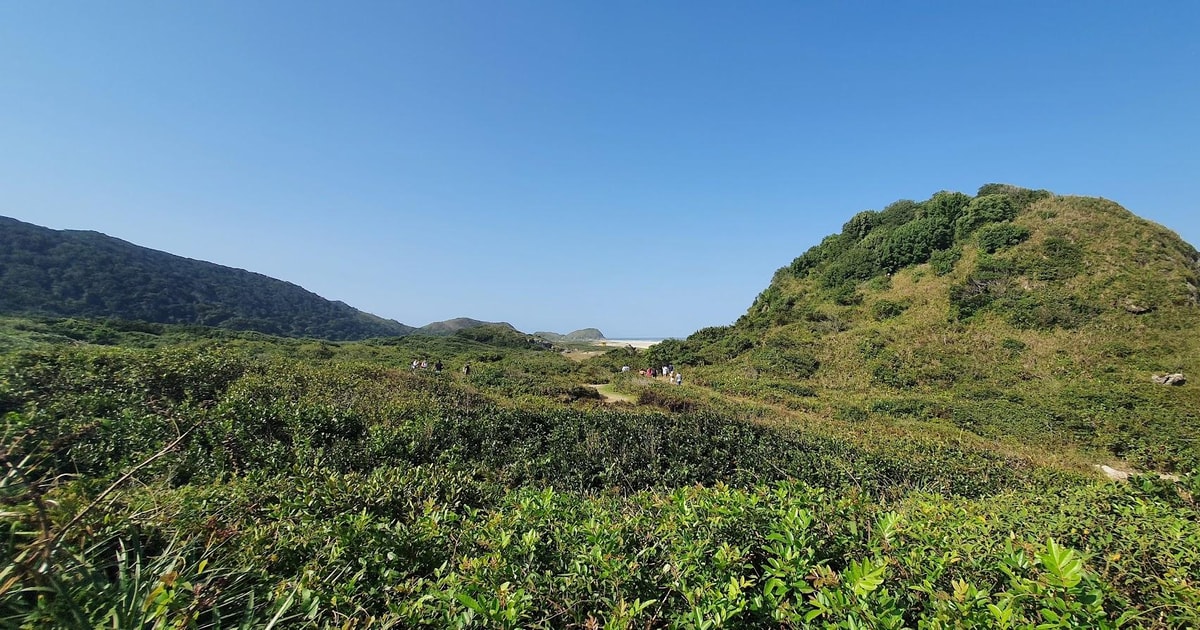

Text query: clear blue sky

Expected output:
[2,2,1197,337]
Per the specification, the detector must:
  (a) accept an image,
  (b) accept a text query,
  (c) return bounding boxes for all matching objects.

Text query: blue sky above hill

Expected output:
[2,2,1197,337]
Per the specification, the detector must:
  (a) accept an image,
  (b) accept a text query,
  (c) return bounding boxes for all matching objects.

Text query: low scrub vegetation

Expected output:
[4,185,1200,626]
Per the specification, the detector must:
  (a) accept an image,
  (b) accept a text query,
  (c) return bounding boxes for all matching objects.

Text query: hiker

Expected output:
[621,365,630,373]
[434,360,443,373]
[420,359,428,369]
[463,363,471,376]
[411,359,419,371]
[675,372,683,386]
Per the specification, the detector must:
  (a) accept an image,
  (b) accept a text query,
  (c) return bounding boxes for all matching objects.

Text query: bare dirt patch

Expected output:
[563,349,607,362]
[586,384,636,404]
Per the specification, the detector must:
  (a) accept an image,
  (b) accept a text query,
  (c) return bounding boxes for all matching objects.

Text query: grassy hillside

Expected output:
[0,216,415,340]
[627,187,1200,474]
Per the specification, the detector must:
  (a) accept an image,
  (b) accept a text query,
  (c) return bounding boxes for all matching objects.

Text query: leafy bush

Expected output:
[870,398,944,418]
[676,327,757,365]
[870,299,909,321]
[955,194,1018,238]
[1025,236,1084,280]
[878,199,920,228]
[919,190,973,224]
[995,291,1100,330]
[865,274,893,291]
[877,217,954,272]
[766,381,816,397]
[842,210,881,241]
[830,284,863,306]
[820,244,879,288]
[748,346,820,378]
[929,245,962,276]
[789,233,847,276]
[1000,337,1028,354]
[977,223,1031,253]
[949,254,1019,320]
[976,183,1054,209]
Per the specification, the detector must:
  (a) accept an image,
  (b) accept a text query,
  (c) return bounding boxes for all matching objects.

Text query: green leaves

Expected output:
[845,558,887,598]
[1039,538,1084,589]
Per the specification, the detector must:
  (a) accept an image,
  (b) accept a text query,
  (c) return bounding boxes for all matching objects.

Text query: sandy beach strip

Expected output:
[591,339,662,349]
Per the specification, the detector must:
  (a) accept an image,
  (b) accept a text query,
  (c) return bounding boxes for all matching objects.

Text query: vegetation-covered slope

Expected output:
[639,185,1200,474]
[3,185,1199,628]
[537,328,607,341]
[0,216,415,340]
[3,332,1197,627]
[417,317,514,336]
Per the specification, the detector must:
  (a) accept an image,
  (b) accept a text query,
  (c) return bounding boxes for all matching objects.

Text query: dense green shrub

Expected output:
[951,252,1098,329]
[976,183,1054,209]
[977,223,1031,253]
[878,199,921,228]
[1000,337,1028,354]
[949,254,1019,319]
[869,398,943,417]
[929,245,962,276]
[788,191,1017,287]
[766,381,817,397]
[830,284,863,306]
[695,333,757,365]
[789,233,847,276]
[877,217,954,272]
[748,346,820,378]
[977,182,1025,197]
[742,285,805,328]
[919,190,972,224]
[995,291,1100,330]
[871,299,909,321]
[865,274,893,291]
[842,209,881,240]
[1025,236,1085,280]
[820,244,879,288]
[955,194,1018,238]
[640,337,695,367]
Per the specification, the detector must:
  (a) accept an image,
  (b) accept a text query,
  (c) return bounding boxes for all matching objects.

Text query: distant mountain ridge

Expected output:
[535,328,606,342]
[0,216,416,341]
[417,318,514,336]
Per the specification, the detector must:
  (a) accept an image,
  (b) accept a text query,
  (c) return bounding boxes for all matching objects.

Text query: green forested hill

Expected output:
[0,216,415,340]
[642,185,1200,472]
[417,317,513,335]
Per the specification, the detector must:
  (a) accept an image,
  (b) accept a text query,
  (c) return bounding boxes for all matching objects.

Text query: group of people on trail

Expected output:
[626,363,682,385]
[410,358,471,376]
[410,358,443,373]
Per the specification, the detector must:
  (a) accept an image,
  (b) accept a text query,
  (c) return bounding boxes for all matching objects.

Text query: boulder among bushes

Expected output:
[1152,373,1186,386]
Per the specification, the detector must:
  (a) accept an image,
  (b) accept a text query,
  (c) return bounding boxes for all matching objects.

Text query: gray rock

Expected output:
[1096,465,1130,481]
[1152,373,1186,386]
